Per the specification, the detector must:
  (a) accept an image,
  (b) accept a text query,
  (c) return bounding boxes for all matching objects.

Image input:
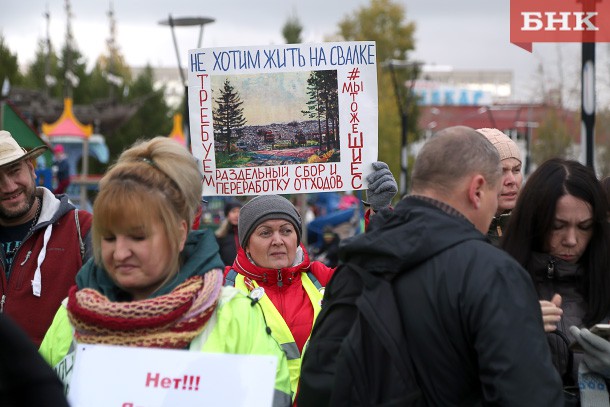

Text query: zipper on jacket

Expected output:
[277,270,283,287]
[0,294,5,313]
[20,250,32,266]
[547,259,556,279]
[7,229,36,287]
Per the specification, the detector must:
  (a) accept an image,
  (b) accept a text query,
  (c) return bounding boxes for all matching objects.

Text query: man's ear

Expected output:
[26,160,37,180]
[467,174,486,210]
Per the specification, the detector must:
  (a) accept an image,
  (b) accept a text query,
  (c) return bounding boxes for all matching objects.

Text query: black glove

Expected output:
[365,161,398,211]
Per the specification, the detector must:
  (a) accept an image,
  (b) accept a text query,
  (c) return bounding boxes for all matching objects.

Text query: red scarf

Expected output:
[67,270,223,349]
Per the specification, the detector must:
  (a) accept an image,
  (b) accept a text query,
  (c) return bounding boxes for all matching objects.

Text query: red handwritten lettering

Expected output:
[344,69,365,190]
[144,372,201,392]
[195,74,213,175]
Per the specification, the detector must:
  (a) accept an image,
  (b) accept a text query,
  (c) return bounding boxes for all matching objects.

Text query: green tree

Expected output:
[89,13,132,103]
[88,46,132,104]
[282,15,303,44]
[23,39,62,97]
[532,108,574,165]
[60,43,93,103]
[302,70,339,151]
[302,72,325,148]
[338,0,415,62]
[108,65,172,162]
[213,79,247,154]
[337,0,417,194]
[0,34,24,88]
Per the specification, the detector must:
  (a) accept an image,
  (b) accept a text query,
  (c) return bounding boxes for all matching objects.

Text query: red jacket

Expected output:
[225,245,334,352]
[0,189,92,347]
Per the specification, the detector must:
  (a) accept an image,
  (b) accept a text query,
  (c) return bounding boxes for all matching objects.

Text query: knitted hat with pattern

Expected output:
[477,128,522,163]
[238,195,302,248]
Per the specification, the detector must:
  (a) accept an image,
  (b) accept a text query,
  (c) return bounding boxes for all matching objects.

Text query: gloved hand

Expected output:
[570,325,610,378]
[365,161,398,211]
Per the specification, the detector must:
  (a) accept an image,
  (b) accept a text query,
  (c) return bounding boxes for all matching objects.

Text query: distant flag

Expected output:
[65,71,80,87]
[168,113,186,147]
[45,75,57,87]
[1,78,10,97]
[105,72,124,87]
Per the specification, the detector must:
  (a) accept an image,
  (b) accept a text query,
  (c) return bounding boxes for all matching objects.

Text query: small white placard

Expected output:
[67,344,277,407]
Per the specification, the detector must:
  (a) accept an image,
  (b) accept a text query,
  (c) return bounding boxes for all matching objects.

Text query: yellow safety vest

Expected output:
[226,270,324,398]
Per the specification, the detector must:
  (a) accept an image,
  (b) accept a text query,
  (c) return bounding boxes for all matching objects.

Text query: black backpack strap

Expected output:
[351,263,422,401]
[548,329,575,385]
[224,268,238,287]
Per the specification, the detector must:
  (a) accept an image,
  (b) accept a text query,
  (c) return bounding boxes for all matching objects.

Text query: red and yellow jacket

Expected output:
[224,245,334,398]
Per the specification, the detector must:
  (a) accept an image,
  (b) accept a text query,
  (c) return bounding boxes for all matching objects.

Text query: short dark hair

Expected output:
[411,126,501,196]
[502,158,610,325]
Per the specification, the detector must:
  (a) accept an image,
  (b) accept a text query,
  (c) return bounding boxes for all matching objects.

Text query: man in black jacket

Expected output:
[299,126,563,405]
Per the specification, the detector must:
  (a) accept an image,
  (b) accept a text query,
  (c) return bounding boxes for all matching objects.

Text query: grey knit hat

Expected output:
[238,195,302,248]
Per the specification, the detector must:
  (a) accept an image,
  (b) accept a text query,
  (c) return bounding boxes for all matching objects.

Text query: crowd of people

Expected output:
[1,124,610,406]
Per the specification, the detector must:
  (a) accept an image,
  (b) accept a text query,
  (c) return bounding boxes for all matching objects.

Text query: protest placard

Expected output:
[187,41,378,196]
[67,344,277,407]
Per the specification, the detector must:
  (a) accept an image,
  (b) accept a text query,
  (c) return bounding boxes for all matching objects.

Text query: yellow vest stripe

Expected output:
[232,271,323,398]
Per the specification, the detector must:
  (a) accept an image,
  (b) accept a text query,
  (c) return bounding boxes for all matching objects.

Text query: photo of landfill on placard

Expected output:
[211,71,340,168]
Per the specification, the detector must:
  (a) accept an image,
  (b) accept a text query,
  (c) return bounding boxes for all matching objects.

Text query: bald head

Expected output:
[412,126,501,197]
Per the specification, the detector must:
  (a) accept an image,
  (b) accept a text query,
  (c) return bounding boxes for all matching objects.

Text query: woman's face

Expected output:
[246,219,298,269]
[101,218,186,299]
[545,194,594,264]
[497,157,523,214]
[227,207,240,226]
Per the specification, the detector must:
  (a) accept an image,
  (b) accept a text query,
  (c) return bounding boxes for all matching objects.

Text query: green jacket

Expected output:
[39,230,291,406]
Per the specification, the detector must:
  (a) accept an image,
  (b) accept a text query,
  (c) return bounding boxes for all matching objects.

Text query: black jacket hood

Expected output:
[340,196,486,274]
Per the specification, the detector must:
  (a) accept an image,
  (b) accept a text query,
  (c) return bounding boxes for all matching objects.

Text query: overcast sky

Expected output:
[2,0,605,104]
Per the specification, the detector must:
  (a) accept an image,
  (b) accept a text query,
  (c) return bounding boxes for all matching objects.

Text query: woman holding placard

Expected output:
[223,161,397,399]
[39,137,291,406]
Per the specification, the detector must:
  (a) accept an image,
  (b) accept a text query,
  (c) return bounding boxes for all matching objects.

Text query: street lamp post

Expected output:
[159,15,215,148]
[514,120,538,176]
[382,59,421,198]
[582,42,595,169]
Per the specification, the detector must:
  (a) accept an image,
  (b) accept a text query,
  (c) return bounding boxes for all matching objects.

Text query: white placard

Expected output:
[187,41,378,196]
[67,344,277,407]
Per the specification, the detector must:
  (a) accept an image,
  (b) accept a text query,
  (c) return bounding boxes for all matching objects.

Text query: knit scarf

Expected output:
[578,363,610,407]
[67,269,223,349]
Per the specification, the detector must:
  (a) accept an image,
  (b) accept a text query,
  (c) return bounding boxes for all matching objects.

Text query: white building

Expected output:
[414,65,513,106]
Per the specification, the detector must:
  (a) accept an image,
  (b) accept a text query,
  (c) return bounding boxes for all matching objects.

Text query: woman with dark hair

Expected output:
[501,158,610,395]
[601,176,610,217]
[215,199,243,266]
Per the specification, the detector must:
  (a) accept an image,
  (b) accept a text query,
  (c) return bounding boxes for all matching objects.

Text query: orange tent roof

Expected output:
[168,113,186,146]
[42,98,93,138]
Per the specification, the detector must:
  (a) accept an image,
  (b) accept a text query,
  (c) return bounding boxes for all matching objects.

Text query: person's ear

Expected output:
[468,174,486,210]
[26,160,37,179]
[178,220,188,252]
